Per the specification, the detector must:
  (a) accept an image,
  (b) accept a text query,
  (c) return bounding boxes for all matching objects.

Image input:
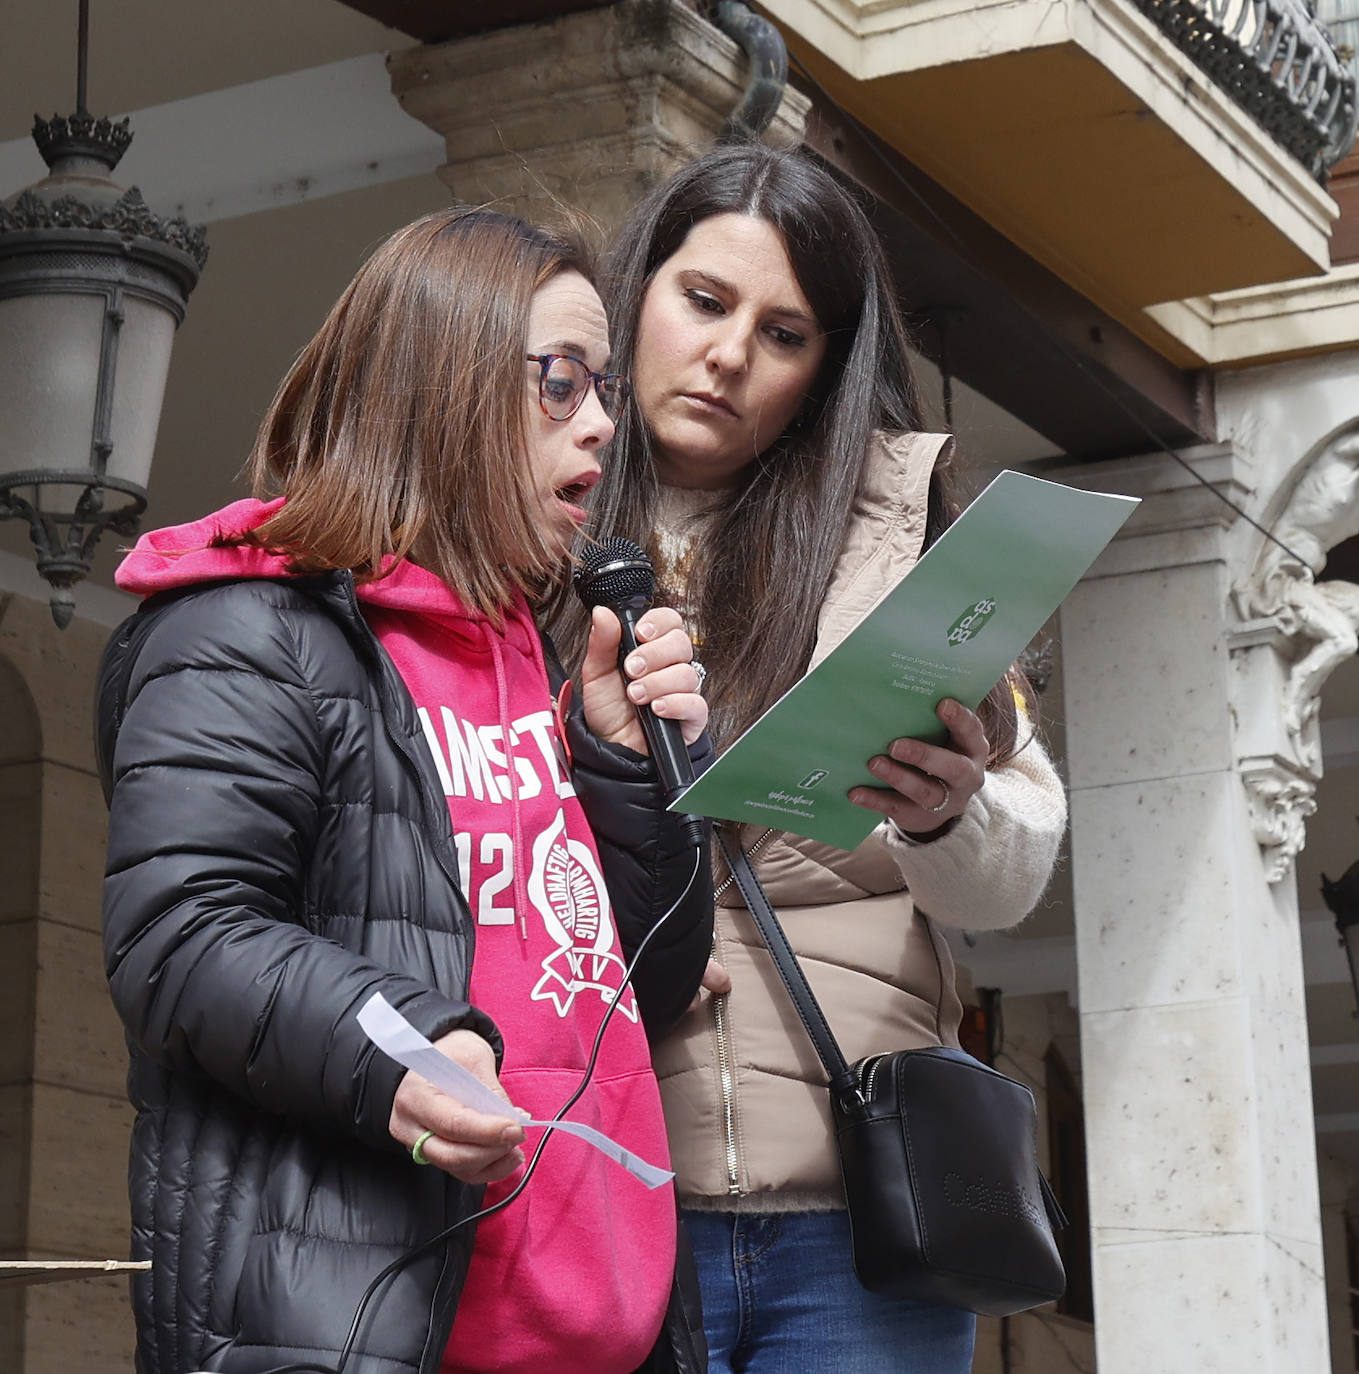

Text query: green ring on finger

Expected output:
[411,1129,437,1166]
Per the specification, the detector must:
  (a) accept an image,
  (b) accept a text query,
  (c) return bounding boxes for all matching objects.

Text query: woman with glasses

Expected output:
[551,144,1067,1374]
[96,208,713,1374]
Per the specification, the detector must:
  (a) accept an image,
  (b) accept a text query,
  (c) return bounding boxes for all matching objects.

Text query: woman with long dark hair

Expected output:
[554,144,1067,1374]
[97,208,713,1374]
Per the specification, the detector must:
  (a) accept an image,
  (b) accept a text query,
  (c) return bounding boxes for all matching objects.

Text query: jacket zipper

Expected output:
[334,573,465,897]
[711,826,776,1194]
[305,572,472,1360]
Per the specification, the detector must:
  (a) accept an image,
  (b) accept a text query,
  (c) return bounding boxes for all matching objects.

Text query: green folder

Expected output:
[670,469,1139,850]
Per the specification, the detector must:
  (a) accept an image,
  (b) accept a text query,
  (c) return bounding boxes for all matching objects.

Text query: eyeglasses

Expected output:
[526,353,630,422]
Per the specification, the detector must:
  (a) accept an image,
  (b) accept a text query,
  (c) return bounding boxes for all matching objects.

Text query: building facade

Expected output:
[1,1,1357,1369]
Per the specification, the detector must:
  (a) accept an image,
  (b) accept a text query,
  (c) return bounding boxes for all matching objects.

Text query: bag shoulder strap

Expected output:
[719,829,1070,1231]
[716,827,857,1100]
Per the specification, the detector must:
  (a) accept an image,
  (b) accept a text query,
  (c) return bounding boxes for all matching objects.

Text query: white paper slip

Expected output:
[357,992,674,1190]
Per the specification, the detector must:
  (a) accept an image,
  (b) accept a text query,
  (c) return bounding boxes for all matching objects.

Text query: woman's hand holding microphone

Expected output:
[578,604,708,754]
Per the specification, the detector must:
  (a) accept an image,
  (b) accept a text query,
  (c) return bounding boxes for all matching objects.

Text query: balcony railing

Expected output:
[1130,0,1358,177]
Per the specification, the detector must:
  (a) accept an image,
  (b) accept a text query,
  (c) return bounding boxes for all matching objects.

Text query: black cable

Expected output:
[937,311,954,434]
[252,842,706,1374]
[786,50,1314,573]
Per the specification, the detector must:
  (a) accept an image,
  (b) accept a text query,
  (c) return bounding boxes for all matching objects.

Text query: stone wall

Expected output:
[1320,1149,1359,1374]
[954,981,1099,1374]
[0,589,136,1372]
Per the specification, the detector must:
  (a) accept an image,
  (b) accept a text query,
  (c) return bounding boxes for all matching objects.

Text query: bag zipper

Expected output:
[853,1052,889,1105]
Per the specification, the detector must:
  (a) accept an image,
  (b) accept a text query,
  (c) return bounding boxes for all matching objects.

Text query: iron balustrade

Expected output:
[1129,0,1358,177]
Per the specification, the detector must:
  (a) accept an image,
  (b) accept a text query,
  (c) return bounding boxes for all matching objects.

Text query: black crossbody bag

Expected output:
[716,827,1068,1318]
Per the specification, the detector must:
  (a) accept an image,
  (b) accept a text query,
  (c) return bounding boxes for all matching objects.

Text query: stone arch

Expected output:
[0,649,41,762]
[1237,422,1359,757]
[0,648,42,1353]
[1245,416,1359,563]
[0,646,42,932]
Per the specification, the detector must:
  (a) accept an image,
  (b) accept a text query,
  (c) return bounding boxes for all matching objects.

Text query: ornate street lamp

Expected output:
[1321,831,1359,1025]
[0,0,207,627]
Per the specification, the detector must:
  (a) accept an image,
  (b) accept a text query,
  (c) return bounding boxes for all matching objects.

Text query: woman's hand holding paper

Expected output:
[848,698,988,836]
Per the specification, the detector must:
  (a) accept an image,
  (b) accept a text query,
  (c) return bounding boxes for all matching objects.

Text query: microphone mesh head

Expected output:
[573,536,655,610]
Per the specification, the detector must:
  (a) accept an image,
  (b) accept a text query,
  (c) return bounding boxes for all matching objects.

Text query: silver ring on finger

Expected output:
[689,659,707,692]
[922,779,951,814]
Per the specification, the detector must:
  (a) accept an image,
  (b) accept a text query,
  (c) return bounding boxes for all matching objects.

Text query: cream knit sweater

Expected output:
[881,727,1066,930]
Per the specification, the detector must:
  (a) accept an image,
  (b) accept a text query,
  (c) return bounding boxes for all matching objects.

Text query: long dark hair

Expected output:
[246,209,594,621]
[554,145,1023,758]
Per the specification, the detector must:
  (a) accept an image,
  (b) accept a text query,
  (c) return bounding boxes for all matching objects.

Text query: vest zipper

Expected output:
[711,826,775,1195]
[711,984,741,1194]
[713,826,775,901]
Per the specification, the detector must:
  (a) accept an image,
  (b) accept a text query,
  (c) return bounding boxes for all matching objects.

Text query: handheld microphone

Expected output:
[573,536,706,850]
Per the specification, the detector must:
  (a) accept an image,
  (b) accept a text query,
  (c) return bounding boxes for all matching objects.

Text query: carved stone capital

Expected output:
[388,0,810,229]
[1045,444,1252,578]
[1239,756,1318,883]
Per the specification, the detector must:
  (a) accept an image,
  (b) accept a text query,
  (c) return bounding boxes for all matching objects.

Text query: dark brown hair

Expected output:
[553,144,1025,759]
[245,208,593,619]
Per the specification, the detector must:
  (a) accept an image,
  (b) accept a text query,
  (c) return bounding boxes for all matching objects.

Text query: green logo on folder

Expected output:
[947,598,997,646]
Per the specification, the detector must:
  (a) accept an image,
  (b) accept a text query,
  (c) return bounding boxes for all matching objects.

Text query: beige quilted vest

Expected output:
[653,432,966,1208]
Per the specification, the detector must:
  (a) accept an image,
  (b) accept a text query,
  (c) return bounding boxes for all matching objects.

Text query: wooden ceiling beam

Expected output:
[332,0,612,44]
[802,98,1215,460]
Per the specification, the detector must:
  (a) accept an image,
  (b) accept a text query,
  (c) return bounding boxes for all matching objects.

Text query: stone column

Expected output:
[1054,445,1332,1372]
[387,0,810,233]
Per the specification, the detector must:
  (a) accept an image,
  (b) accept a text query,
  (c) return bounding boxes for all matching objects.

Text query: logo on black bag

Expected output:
[943,1171,1042,1226]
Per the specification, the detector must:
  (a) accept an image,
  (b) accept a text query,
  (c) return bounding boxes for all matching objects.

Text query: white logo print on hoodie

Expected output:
[528,812,638,1022]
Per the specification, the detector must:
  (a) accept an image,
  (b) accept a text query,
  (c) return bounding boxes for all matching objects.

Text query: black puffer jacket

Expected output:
[96,572,712,1374]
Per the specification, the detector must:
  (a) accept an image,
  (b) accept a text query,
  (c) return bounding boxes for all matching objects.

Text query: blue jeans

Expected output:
[682,1209,976,1374]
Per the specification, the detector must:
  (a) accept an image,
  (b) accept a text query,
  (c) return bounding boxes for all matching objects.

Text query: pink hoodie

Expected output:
[115,500,676,1374]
